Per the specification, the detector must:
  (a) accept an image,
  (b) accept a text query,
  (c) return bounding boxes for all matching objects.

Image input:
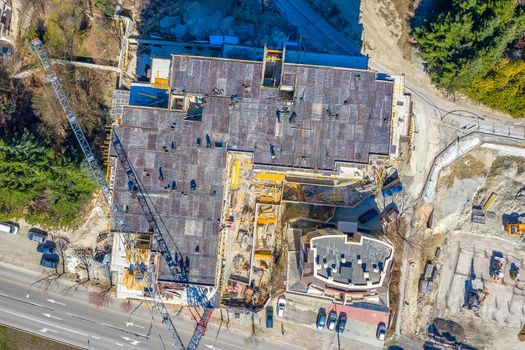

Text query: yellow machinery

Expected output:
[257,217,276,225]
[507,223,525,237]
[254,250,272,260]
[151,76,169,90]
[482,192,497,211]
[231,159,240,190]
[258,196,275,203]
[255,172,285,181]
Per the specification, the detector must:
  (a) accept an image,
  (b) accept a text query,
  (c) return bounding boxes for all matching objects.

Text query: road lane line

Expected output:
[114,342,124,347]
[0,292,54,311]
[43,313,62,320]
[91,335,101,340]
[67,312,97,324]
[102,322,149,339]
[0,307,88,337]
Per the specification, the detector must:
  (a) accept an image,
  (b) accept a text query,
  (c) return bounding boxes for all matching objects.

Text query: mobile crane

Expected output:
[31,38,212,350]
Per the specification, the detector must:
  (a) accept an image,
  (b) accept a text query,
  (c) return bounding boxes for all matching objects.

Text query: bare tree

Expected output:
[89,283,113,308]
[120,299,133,313]
[244,312,262,345]
[74,246,94,281]
[54,235,70,274]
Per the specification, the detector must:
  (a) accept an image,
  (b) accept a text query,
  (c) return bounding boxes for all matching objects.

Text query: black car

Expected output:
[316,308,327,330]
[336,313,347,334]
[37,241,56,254]
[266,307,273,328]
[27,228,48,243]
[358,209,379,224]
[40,253,59,269]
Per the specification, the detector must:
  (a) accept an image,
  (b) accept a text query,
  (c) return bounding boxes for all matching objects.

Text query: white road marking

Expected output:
[47,298,66,306]
[91,336,101,340]
[115,342,124,347]
[121,336,140,345]
[205,346,224,350]
[125,321,145,329]
[0,307,88,337]
[43,313,62,320]
[40,328,58,334]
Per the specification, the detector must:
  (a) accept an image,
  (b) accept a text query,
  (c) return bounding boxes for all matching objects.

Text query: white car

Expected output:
[277,297,286,317]
[0,222,18,235]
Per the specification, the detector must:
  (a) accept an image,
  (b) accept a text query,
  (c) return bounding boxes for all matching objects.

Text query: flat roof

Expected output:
[312,234,392,287]
[114,53,394,285]
[112,107,225,285]
[170,54,393,167]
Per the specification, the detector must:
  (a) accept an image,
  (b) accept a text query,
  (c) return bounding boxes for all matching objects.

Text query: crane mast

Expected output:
[30,39,214,350]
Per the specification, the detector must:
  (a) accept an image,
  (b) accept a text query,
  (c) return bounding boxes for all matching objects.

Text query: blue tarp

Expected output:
[129,85,169,108]
[284,50,368,70]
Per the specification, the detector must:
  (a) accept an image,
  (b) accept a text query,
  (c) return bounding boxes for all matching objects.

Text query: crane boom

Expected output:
[31,38,128,233]
[31,39,188,350]
[112,106,213,350]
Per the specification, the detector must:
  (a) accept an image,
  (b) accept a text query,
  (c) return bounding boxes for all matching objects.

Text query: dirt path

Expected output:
[359,0,520,122]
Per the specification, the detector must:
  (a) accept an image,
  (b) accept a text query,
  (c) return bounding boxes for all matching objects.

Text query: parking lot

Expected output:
[276,292,385,349]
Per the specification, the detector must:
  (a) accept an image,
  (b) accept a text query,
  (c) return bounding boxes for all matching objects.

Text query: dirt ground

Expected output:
[0,203,110,278]
[401,148,525,349]
[433,234,525,350]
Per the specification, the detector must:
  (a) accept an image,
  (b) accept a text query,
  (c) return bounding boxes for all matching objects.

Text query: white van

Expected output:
[0,222,18,234]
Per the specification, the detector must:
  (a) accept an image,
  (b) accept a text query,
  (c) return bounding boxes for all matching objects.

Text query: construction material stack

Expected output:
[490,252,505,283]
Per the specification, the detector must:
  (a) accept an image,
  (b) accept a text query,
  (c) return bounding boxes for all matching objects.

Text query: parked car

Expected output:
[376,322,387,340]
[37,241,56,254]
[28,228,48,243]
[358,209,379,224]
[277,297,286,317]
[336,313,347,334]
[0,222,18,235]
[327,310,337,330]
[40,254,59,269]
[265,307,273,329]
[316,308,326,330]
[382,207,399,224]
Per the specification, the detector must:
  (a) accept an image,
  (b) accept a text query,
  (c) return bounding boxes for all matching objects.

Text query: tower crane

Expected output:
[31,39,212,350]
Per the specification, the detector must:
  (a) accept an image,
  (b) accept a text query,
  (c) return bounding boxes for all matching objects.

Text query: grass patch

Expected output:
[0,324,80,350]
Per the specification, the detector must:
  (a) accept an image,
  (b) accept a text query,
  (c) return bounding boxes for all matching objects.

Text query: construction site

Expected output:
[105,40,413,318]
[401,144,525,350]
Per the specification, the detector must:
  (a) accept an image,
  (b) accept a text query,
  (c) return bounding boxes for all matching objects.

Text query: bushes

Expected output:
[43,1,89,57]
[0,133,96,228]
[96,0,115,17]
[414,0,525,117]
[466,59,525,118]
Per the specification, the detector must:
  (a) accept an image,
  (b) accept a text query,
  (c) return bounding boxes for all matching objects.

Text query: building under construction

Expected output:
[109,44,396,304]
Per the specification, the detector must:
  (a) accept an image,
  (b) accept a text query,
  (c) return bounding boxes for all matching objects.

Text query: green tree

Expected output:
[0,133,96,228]
[414,0,525,91]
[414,0,525,118]
[466,59,525,118]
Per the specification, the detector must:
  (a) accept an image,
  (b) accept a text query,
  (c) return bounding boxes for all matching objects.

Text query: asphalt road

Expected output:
[0,265,300,350]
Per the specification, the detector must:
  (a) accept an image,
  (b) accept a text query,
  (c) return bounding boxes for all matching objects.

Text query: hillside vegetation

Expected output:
[0,0,119,228]
[0,133,96,229]
[414,0,525,118]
